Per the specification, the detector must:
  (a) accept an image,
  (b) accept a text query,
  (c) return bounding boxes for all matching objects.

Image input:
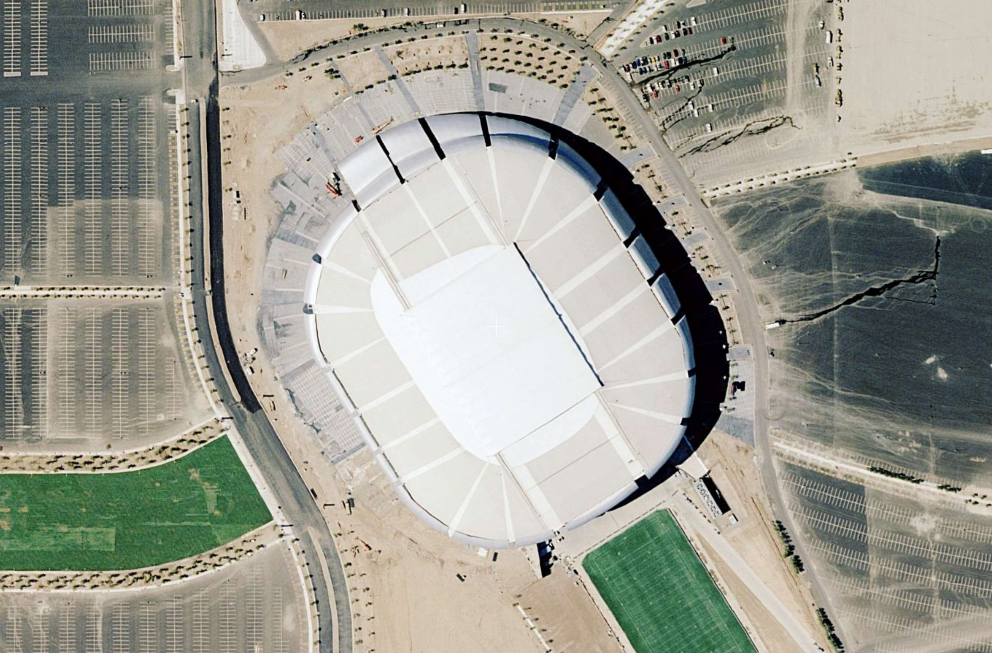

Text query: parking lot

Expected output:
[240,0,611,24]
[1,96,172,284]
[781,460,992,650]
[0,543,309,653]
[0,0,204,452]
[611,0,837,188]
[0,297,212,448]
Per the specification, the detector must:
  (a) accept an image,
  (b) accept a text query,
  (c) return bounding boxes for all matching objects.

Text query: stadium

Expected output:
[303,114,698,548]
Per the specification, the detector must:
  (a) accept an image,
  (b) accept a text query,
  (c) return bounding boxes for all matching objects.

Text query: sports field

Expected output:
[583,509,756,653]
[0,436,272,571]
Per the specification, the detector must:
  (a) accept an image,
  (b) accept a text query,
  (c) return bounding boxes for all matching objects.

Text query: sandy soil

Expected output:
[297,448,549,653]
[519,567,624,653]
[218,70,347,349]
[479,32,581,87]
[384,35,469,76]
[518,11,612,39]
[259,18,414,61]
[856,133,992,168]
[335,49,393,90]
[258,11,610,63]
[838,0,992,156]
[695,430,830,652]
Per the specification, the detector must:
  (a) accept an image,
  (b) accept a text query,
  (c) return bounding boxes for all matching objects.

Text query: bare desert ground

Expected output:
[838,0,992,156]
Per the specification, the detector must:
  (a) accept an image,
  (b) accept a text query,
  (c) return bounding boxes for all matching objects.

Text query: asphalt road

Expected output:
[226,12,845,647]
[180,3,351,652]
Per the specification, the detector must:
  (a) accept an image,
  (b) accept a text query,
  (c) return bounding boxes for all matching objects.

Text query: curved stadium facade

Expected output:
[303,114,696,548]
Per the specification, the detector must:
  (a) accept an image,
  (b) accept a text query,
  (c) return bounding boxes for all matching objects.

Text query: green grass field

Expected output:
[584,509,756,653]
[0,436,272,571]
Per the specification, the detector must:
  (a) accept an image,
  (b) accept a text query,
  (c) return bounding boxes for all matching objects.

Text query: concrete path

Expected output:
[553,62,598,126]
[374,45,422,115]
[680,501,825,653]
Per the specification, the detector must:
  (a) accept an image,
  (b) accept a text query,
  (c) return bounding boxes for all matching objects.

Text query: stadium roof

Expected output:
[304,114,695,548]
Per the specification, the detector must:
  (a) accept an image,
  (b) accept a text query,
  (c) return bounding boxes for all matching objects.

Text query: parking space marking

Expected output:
[1,309,24,439]
[29,0,47,76]
[167,596,185,653]
[88,23,155,43]
[138,601,156,653]
[219,583,237,653]
[84,102,102,275]
[137,96,156,277]
[85,607,101,653]
[89,50,154,72]
[5,605,24,649]
[29,106,48,276]
[272,588,287,653]
[265,1,604,21]
[112,604,130,653]
[29,310,46,446]
[111,307,128,440]
[111,98,129,276]
[3,107,21,276]
[192,591,210,653]
[84,308,102,436]
[3,0,21,77]
[57,103,75,278]
[138,307,156,437]
[55,308,75,433]
[247,568,264,649]
[88,0,154,16]
[59,603,76,652]
[696,0,790,31]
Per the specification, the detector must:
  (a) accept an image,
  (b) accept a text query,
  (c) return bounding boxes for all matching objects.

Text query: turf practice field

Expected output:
[584,509,756,653]
[0,437,272,571]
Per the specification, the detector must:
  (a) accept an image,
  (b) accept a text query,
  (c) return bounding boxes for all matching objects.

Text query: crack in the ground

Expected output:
[658,87,705,133]
[637,44,736,88]
[681,115,799,156]
[778,236,941,325]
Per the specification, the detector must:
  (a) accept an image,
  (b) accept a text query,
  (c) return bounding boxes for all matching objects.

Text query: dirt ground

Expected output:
[519,567,623,653]
[384,35,469,76]
[694,430,829,652]
[838,0,992,156]
[259,18,413,61]
[257,10,609,64]
[517,11,612,39]
[218,69,346,353]
[335,49,393,89]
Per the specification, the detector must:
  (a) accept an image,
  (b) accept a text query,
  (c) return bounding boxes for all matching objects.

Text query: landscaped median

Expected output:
[0,436,272,571]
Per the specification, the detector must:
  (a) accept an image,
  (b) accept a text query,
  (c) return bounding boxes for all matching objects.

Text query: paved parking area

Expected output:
[0,0,192,449]
[1,96,172,283]
[244,0,612,23]
[612,0,836,188]
[0,297,212,448]
[0,543,309,653]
